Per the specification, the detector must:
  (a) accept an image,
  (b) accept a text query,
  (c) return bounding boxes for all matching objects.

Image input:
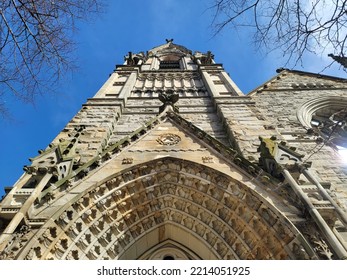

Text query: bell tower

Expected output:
[1,40,347,260]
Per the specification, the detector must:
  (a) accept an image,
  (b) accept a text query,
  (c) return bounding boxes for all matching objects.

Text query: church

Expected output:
[0,40,347,260]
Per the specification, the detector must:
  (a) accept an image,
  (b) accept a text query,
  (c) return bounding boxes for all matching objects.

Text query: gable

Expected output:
[249,69,347,96]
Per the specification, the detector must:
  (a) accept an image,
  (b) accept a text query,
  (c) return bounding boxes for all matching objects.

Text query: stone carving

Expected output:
[107,244,119,259]
[154,212,164,224]
[106,177,121,190]
[223,229,236,245]
[14,158,312,260]
[129,225,142,238]
[251,217,266,238]
[212,220,224,235]
[187,204,199,217]
[191,192,204,205]
[113,189,125,201]
[304,228,333,259]
[52,241,65,258]
[163,196,173,207]
[292,243,310,260]
[183,217,194,229]
[142,218,153,230]
[209,187,224,201]
[218,207,231,222]
[124,213,136,225]
[204,199,218,212]
[24,248,35,260]
[174,200,186,211]
[38,228,56,247]
[230,217,243,234]
[118,201,132,213]
[238,205,252,223]
[243,230,256,249]
[90,220,104,235]
[0,225,31,260]
[206,232,218,246]
[68,222,82,239]
[264,234,279,255]
[202,156,213,163]
[122,158,133,164]
[34,246,42,258]
[87,245,101,260]
[259,207,277,226]
[199,212,212,225]
[196,181,209,193]
[58,210,74,226]
[76,235,89,250]
[216,242,228,258]
[234,242,247,259]
[96,198,110,211]
[195,223,206,237]
[66,250,79,260]
[137,205,150,218]
[158,91,179,113]
[156,133,181,146]
[245,193,261,210]
[200,51,214,64]
[81,208,97,224]
[125,52,136,66]
[171,212,183,224]
[118,234,130,248]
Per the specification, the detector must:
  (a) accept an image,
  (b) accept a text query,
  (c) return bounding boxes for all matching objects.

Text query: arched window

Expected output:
[297,96,347,147]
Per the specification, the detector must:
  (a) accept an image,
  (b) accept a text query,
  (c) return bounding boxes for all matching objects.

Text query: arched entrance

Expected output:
[18,157,313,260]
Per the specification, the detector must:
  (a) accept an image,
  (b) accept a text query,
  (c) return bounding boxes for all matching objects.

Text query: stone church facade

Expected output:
[1,40,347,260]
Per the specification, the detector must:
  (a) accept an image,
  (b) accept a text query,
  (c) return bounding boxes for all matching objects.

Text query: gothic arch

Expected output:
[297,96,347,147]
[297,96,347,129]
[17,157,313,260]
[138,239,203,260]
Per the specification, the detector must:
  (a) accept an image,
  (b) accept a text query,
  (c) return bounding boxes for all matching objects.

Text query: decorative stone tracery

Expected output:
[16,157,313,260]
[297,96,347,147]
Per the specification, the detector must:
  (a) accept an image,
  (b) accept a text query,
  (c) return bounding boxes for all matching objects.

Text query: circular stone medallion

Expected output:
[157,133,181,146]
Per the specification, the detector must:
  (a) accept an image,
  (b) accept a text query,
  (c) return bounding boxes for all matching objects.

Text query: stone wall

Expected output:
[253,71,347,210]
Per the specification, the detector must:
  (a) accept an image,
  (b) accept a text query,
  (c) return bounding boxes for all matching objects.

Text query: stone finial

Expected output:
[200,51,214,64]
[125,52,135,65]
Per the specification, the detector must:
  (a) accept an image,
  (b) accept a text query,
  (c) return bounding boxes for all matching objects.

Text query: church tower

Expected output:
[1,40,347,260]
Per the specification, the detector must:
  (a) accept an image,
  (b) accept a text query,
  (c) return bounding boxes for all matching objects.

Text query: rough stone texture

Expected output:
[252,71,347,211]
[1,41,347,260]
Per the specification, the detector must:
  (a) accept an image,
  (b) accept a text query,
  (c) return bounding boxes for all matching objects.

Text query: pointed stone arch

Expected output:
[17,157,314,260]
[137,239,203,260]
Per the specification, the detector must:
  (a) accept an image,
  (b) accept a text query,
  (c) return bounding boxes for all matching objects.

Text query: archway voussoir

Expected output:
[18,157,313,260]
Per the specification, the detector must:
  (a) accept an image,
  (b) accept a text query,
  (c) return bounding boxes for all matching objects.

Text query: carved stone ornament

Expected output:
[202,156,213,163]
[122,158,133,164]
[156,133,181,146]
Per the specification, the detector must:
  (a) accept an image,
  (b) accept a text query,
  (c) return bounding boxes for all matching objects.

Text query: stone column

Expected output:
[94,72,119,98]
[0,173,52,251]
[200,67,220,98]
[118,69,138,103]
[220,71,243,96]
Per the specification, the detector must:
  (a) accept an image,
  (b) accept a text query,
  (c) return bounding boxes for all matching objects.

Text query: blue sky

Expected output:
[0,0,344,198]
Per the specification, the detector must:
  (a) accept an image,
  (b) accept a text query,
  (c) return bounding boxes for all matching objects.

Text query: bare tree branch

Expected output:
[210,0,347,68]
[0,0,104,117]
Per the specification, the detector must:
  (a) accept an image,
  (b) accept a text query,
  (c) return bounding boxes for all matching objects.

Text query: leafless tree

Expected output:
[210,0,347,67]
[0,0,103,116]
